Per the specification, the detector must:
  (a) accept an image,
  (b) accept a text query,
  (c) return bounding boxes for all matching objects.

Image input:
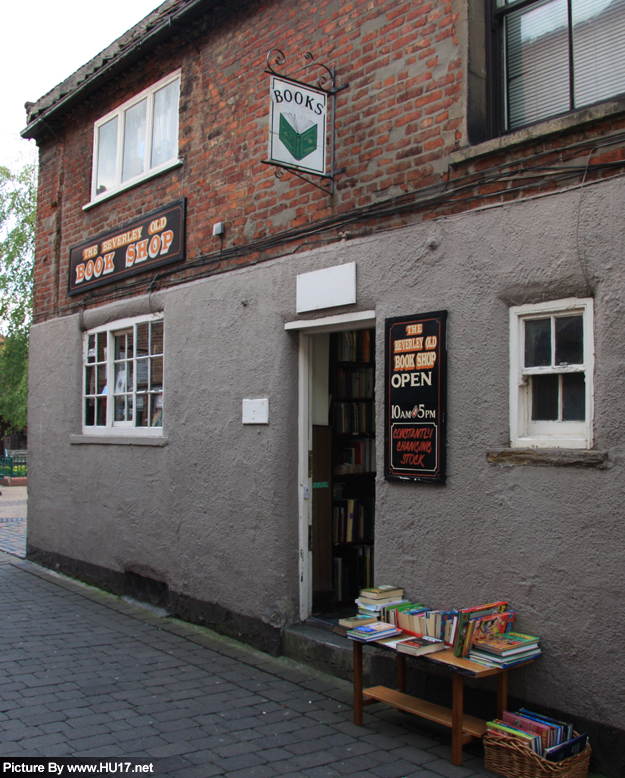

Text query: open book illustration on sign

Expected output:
[279,113,318,161]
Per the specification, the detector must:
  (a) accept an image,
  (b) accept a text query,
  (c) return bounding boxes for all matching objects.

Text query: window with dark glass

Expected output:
[524,314,585,422]
[492,0,625,131]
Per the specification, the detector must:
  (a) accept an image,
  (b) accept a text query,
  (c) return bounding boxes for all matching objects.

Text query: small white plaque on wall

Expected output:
[296,262,356,313]
[242,398,269,424]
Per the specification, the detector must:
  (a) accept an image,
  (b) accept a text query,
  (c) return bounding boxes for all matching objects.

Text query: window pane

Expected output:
[122,99,147,182]
[136,358,149,391]
[562,373,585,420]
[525,318,551,366]
[97,332,107,362]
[96,116,118,195]
[85,366,95,396]
[136,323,149,356]
[115,333,129,360]
[572,0,625,108]
[150,356,163,391]
[507,0,570,129]
[151,321,164,355]
[136,394,148,427]
[555,315,583,364]
[97,365,107,394]
[115,396,127,422]
[150,393,163,427]
[85,398,95,427]
[96,397,107,426]
[114,364,127,394]
[532,374,559,420]
[87,334,96,363]
[151,79,179,168]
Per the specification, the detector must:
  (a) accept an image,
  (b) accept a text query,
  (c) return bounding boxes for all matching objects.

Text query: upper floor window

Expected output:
[84,314,164,435]
[91,71,180,203]
[494,0,625,131]
[509,298,594,449]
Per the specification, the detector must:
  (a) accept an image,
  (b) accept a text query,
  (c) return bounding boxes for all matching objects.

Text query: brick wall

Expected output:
[31,0,625,323]
[33,0,464,322]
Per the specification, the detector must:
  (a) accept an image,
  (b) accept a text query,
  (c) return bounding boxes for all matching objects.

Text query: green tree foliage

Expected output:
[0,163,37,432]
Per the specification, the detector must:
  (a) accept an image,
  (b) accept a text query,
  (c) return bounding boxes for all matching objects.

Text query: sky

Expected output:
[1,0,161,170]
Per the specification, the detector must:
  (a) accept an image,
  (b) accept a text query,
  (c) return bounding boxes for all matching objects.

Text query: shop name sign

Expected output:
[269,76,327,175]
[68,200,185,295]
[384,311,447,483]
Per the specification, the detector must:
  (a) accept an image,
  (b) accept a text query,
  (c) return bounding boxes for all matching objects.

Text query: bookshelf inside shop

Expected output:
[329,329,376,608]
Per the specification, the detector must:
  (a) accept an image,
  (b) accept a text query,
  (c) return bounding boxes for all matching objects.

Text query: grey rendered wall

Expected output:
[29,173,624,730]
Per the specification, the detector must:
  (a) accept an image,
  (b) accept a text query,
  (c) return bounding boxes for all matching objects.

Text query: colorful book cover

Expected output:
[518,709,573,741]
[502,711,555,750]
[452,601,508,657]
[486,721,541,754]
[470,611,516,648]
[473,631,539,655]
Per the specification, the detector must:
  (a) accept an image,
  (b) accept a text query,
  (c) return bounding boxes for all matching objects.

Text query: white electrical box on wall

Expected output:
[242,398,269,424]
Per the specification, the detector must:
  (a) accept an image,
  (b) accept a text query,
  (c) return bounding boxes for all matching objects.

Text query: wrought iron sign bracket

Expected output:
[264,49,349,195]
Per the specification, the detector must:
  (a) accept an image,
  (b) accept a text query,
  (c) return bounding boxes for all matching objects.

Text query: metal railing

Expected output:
[0,451,28,479]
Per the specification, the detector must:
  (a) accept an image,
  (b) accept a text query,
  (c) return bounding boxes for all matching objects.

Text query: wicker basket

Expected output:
[483,732,591,778]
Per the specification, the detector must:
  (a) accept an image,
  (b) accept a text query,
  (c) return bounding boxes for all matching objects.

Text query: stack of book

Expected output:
[346,620,402,642]
[487,710,588,762]
[355,586,406,619]
[337,614,378,631]
[468,632,541,668]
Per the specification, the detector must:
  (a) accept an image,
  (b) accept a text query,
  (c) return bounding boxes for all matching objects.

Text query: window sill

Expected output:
[82,158,183,211]
[452,97,625,166]
[70,434,168,447]
[486,448,608,469]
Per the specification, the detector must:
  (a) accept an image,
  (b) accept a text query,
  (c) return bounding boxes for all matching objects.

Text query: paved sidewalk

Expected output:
[0,551,503,778]
[0,485,27,558]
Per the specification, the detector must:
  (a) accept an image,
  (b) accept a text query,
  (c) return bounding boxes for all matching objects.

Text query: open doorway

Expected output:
[308,328,376,619]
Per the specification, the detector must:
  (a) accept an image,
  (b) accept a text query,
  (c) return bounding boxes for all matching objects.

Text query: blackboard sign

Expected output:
[68,199,185,295]
[384,311,447,483]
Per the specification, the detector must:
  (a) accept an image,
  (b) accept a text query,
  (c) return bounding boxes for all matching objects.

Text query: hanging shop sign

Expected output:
[384,311,447,484]
[268,75,327,175]
[68,199,185,295]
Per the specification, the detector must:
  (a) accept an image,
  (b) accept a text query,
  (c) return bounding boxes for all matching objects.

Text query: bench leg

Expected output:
[353,640,363,726]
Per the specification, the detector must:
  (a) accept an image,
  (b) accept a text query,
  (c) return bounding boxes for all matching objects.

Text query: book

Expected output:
[502,711,556,750]
[338,615,378,629]
[452,601,508,656]
[469,610,516,648]
[473,632,540,656]
[356,598,407,612]
[544,733,589,762]
[518,709,573,741]
[347,621,402,642]
[360,586,403,600]
[357,594,407,606]
[279,113,318,161]
[486,720,541,753]
[469,648,541,667]
[395,636,445,656]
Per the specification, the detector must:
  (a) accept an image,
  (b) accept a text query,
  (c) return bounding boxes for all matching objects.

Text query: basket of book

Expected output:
[483,731,591,778]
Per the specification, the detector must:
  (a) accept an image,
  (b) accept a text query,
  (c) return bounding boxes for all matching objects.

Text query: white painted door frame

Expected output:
[285,310,376,622]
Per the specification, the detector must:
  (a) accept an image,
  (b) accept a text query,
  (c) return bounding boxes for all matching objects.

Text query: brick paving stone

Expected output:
[0,552,509,778]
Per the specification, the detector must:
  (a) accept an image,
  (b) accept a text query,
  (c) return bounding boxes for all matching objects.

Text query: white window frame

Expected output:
[510,298,594,449]
[82,313,164,436]
[89,70,181,206]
